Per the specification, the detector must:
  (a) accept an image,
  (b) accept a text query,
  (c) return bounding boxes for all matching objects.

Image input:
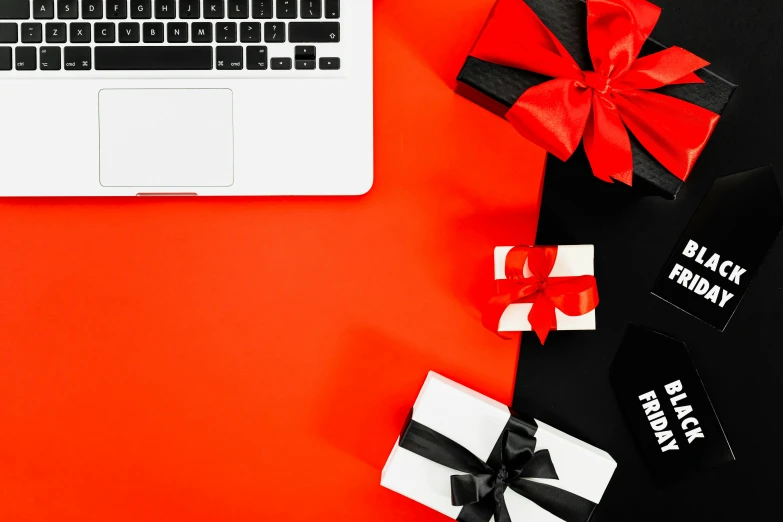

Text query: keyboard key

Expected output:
[45,22,66,43]
[95,46,213,70]
[276,0,296,19]
[21,23,43,43]
[239,22,260,42]
[271,57,291,70]
[318,56,339,69]
[216,45,242,69]
[300,0,321,19]
[107,1,128,19]
[263,21,283,42]
[33,0,55,20]
[64,46,91,70]
[192,22,212,42]
[131,0,152,19]
[57,0,78,19]
[70,22,90,42]
[289,22,339,42]
[0,47,11,70]
[179,0,200,19]
[40,46,61,70]
[216,22,236,42]
[16,46,37,70]
[156,0,177,18]
[0,1,30,20]
[167,22,188,42]
[246,45,266,69]
[252,0,272,19]
[95,23,116,43]
[119,22,141,43]
[83,0,103,19]
[204,0,224,19]
[294,45,314,60]
[228,0,248,19]
[143,22,164,42]
[0,23,18,43]
[324,0,339,19]
[295,59,314,70]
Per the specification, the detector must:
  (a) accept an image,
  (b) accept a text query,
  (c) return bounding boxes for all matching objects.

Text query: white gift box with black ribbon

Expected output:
[381,372,616,522]
[494,245,596,333]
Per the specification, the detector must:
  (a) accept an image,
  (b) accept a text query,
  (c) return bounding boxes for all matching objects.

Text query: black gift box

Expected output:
[456,0,737,199]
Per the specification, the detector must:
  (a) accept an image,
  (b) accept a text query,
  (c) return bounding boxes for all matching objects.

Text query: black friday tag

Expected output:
[652,166,783,330]
[609,325,734,487]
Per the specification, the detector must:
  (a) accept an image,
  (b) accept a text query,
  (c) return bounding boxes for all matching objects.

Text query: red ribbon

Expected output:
[482,246,599,343]
[469,0,721,185]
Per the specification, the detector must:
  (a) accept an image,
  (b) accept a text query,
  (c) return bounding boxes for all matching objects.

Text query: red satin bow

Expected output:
[470,0,721,185]
[482,246,599,343]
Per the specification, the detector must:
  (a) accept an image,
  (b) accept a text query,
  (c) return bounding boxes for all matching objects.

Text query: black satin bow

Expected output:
[399,414,596,522]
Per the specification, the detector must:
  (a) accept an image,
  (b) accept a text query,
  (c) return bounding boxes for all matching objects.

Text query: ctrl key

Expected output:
[64,46,91,71]
[0,47,11,71]
[15,46,36,70]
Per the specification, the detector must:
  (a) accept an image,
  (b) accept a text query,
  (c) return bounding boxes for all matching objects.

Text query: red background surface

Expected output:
[0,1,547,520]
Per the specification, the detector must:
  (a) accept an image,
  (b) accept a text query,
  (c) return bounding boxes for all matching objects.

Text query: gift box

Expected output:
[483,245,598,343]
[381,372,617,522]
[456,0,737,199]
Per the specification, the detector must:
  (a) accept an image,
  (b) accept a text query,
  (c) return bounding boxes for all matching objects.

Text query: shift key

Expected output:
[288,22,339,43]
[0,1,30,20]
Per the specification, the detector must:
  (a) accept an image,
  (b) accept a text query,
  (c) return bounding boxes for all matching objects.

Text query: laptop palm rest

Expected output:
[98,89,234,188]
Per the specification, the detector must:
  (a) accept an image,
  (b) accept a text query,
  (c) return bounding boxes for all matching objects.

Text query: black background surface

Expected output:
[510,1,782,520]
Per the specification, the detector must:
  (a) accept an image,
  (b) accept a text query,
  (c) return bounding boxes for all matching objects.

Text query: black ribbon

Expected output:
[398,411,596,522]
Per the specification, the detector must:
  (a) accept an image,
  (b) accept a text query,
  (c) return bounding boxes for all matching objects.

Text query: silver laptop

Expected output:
[0,0,373,196]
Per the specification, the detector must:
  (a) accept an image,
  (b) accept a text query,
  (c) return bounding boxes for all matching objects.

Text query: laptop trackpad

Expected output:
[99,89,234,188]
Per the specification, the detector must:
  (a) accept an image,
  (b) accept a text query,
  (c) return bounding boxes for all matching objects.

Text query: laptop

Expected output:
[0,0,373,196]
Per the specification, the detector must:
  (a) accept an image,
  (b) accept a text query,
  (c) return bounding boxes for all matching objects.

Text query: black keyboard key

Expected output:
[156,0,176,18]
[252,0,272,19]
[300,0,320,19]
[216,22,236,42]
[64,46,91,70]
[263,21,283,42]
[95,23,116,43]
[295,59,314,69]
[289,22,339,42]
[318,56,339,69]
[204,0,224,19]
[15,46,35,70]
[107,1,128,19]
[271,57,291,70]
[276,0,296,19]
[0,1,30,20]
[40,46,61,70]
[143,22,164,42]
[0,23,18,43]
[0,47,11,70]
[216,45,242,69]
[33,0,55,20]
[119,22,141,42]
[246,45,266,69]
[239,22,260,42]
[131,0,152,19]
[45,22,66,43]
[83,0,103,19]
[95,46,213,70]
[167,22,188,42]
[324,0,339,19]
[294,45,314,60]
[15,46,36,69]
[70,22,90,42]
[192,22,212,42]
[179,0,199,18]
[57,0,78,19]
[21,23,42,43]
[228,0,248,19]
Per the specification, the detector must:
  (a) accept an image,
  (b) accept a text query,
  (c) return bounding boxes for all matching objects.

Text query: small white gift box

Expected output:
[381,372,616,522]
[494,245,596,333]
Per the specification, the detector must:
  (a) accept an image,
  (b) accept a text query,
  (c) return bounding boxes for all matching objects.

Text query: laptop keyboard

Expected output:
[0,0,343,73]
